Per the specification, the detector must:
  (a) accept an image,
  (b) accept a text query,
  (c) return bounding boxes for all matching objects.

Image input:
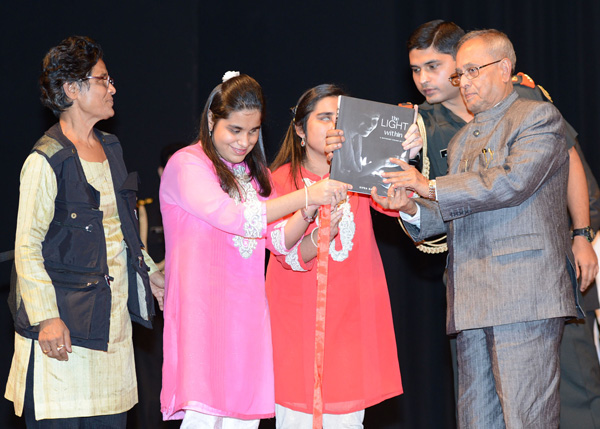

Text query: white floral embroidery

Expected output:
[231,164,263,259]
[328,199,354,261]
[270,220,289,255]
[304,178,355,262]
[285,239,307,272]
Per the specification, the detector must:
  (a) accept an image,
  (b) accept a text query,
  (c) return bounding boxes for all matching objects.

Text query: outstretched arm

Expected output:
[568,147,599,291]
[269,179,350,249]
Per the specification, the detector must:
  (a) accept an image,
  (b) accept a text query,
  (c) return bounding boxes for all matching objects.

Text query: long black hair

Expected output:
[197,74,271,197]
[270,84,346,190]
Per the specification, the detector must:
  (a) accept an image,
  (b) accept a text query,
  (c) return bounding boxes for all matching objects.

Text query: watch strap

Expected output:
[428,179,437,201]
[572,226,595,242]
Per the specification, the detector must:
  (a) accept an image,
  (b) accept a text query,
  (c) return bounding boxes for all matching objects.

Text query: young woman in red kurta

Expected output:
[265,84,422,427]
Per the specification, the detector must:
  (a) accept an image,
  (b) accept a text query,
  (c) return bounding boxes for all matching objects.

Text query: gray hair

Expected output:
[457,29,517,74]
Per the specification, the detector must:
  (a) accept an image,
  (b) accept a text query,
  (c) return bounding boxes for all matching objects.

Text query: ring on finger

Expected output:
[57,344,64,351]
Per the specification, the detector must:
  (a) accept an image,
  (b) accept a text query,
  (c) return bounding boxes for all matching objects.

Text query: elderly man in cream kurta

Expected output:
[372,29,580,428]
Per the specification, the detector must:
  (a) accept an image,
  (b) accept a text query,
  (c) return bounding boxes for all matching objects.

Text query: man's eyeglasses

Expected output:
[80,75,115,88]
[448,59,502,87]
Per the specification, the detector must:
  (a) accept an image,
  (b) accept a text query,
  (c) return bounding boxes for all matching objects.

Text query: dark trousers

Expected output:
[559,313,600,429]
[23,342,127,429]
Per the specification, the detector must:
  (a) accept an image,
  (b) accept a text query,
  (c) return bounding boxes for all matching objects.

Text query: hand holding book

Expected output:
[370,179,418,215]
[325,129,345,163]
[402,122,423,160]
[381,158,429,198]
[325,125,423,162]
[329,96,421,196]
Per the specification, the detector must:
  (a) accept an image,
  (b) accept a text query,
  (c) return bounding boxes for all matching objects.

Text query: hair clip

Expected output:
[222,71,240,82]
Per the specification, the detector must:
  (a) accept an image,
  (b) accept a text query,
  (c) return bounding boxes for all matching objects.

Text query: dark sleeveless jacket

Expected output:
[13,124,155,351]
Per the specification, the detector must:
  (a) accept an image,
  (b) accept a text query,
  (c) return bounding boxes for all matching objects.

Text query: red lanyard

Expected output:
[312,204,330,429]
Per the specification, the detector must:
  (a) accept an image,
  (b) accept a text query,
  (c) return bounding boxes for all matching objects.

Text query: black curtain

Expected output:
[1,1,598,428]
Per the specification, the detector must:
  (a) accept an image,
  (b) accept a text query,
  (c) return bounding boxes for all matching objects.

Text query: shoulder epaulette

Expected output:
[512,72,536,89]
[137,197,154,207]
[537,85,553,103]
[513,72,554,103]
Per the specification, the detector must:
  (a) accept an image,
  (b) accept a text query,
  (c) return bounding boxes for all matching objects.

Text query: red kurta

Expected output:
[265,164,403,414]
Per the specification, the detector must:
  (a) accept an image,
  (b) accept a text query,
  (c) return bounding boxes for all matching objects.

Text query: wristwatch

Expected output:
[428,179,437,201]
[572,226,595,243]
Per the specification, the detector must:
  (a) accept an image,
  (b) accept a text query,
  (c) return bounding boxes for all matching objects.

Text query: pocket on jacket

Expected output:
[119,172,141,235]
[491,233,544,257]
[53,280,111,341]
[43,204,104,272]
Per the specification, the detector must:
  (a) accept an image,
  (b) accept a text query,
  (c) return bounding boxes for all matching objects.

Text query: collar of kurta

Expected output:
[300,165,330,182]
[473,90,519,124]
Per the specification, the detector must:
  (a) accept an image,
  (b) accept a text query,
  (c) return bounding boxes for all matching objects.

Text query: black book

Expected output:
[330,95,417,196]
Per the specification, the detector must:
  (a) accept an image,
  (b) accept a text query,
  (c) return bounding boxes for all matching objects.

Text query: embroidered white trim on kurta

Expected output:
[271,220,289,255]
[304,178,355,262]
[327,198,354,261]
[231,164,263,259]
[285,239,307,272]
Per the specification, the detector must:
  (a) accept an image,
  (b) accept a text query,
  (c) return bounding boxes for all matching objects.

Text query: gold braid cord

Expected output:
[397,113,448,254]
[136,198,166,271]
[137,198,152,250]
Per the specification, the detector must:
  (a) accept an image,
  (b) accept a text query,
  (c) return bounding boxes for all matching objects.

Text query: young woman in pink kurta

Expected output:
[159,74,349,428]
[266,85,422,427]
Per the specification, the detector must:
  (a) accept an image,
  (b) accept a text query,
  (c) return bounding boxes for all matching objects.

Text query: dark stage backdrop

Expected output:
[1,1,598,428]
